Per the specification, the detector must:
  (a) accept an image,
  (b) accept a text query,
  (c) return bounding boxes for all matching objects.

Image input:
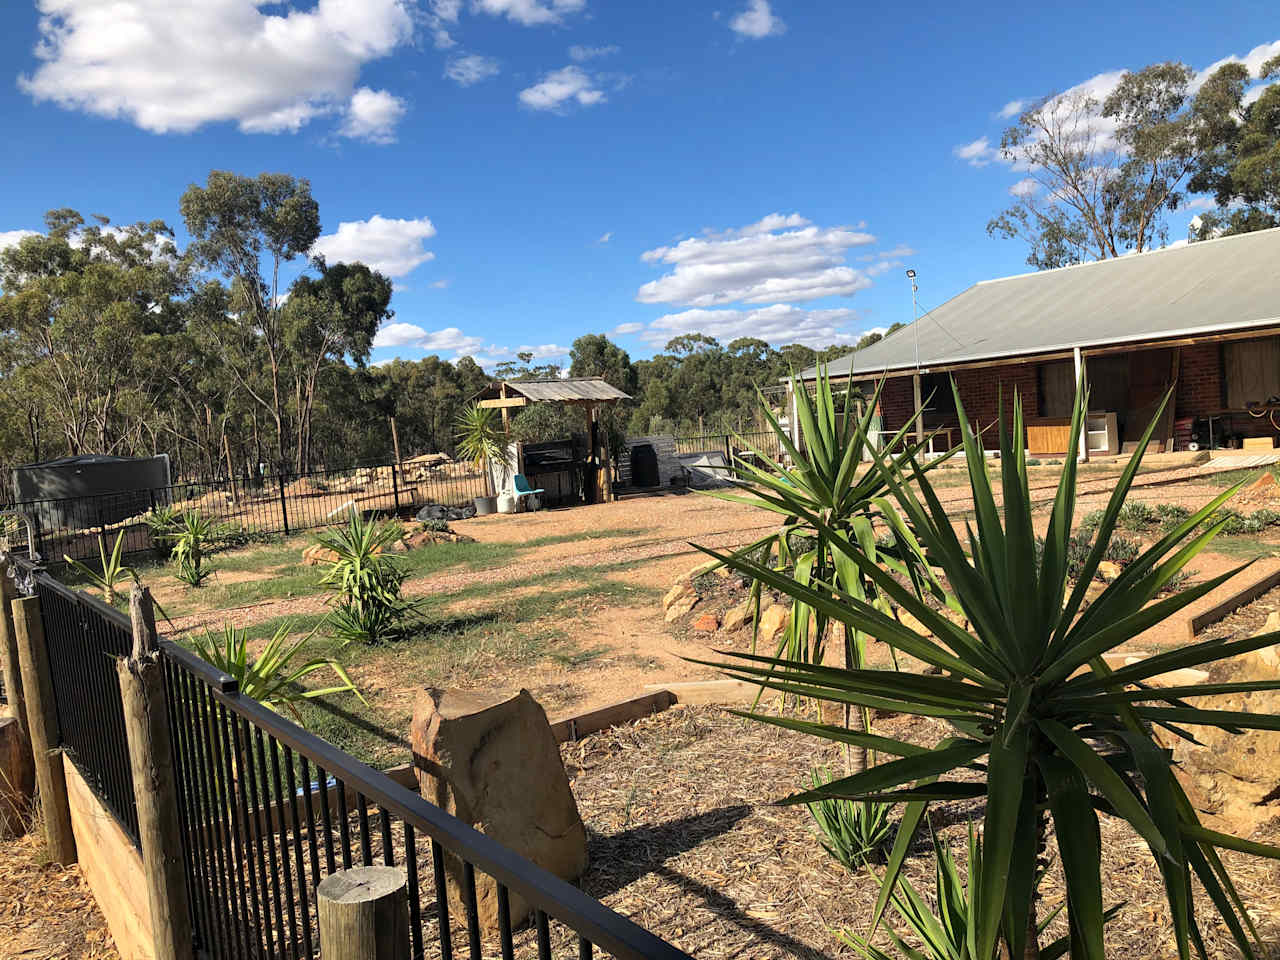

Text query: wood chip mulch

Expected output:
[0,829,118,959]
[563,705,1280,960]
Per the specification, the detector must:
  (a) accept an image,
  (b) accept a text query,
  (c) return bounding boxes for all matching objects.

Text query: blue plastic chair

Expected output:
[512,473,545,508]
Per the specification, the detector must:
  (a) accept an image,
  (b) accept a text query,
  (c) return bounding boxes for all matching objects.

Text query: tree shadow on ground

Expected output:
[580,805,834,959]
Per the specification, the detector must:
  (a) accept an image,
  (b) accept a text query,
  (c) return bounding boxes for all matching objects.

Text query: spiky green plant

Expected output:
[144,503,182,560]
[64,530,136,605]
[841,823,1119,960]
[713,367,949,774]
[314,511,417,645]
[191,621,364,722]
[699,379,1280,960]
[171,509,222,587]
[454,402,512,497]
[806,766,895,869]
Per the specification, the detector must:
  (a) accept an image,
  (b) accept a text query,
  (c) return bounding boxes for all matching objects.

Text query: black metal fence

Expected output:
[32,569,141,844]
[14,460,490,565]
[15,556,694,960]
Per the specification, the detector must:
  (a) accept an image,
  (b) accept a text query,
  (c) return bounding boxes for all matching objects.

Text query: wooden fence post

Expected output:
[10,593,76,864]
[117,585,193,960]
[318,866,410,960]
[0,556,30,736]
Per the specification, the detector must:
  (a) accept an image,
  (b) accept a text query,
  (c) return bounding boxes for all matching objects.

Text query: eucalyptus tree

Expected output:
[180,171,321,469]
[701,383,1280,959]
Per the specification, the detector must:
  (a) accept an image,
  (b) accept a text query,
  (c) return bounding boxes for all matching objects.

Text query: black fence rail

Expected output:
[14,460,491,565]
[161,640,692,960]
[26,563,140,844]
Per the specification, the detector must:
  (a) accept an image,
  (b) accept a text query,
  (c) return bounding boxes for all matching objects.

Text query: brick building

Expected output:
[795,227,1280,459]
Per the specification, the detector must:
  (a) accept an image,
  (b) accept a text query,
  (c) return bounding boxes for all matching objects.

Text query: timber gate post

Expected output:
[10,590,76,863]
[318,866,410,960]
[117,584,194,960]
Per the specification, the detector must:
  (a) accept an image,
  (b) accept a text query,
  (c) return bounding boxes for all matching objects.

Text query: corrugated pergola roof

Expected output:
[802,226,1280,381]
[476,377,631,406]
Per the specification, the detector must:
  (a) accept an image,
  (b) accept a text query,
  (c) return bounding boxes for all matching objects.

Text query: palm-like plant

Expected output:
[64,530,136,605]
[701,379,1280,960]
[454,403,512,498]
[314,511,416,644]
[171,509,222,587]
[191,621,365,722]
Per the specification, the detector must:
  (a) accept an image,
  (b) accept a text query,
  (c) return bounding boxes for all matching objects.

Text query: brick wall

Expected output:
[877,363,1041,449]
[1174,343,1222,418]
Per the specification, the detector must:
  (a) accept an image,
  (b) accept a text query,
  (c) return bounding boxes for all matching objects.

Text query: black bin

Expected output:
[630,443,659,488]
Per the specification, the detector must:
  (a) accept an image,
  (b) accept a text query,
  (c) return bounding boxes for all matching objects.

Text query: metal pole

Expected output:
[278,472,290,536]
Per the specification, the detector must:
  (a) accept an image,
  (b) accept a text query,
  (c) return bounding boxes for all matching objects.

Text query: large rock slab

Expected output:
[410,688,588,933]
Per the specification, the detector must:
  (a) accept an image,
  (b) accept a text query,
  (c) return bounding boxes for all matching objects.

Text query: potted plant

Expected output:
[455,403,512,516]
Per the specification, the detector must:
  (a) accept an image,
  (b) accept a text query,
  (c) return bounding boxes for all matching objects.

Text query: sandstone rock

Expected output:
[684,560,719,582]
[664,595,698,622]
[411,689,587,933]
[1247,472,1277,497]
[663,581,692,610]
[691,613,719,632]
[0,717,34,839]
[757,603,790,644]
[1096,561,1122,581]
[301,544,340,566]
[722,601,755,632]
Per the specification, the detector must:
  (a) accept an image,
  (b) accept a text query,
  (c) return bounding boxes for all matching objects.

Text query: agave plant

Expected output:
[807,766,895,869]
[191,621,365,722]
[314,511,417,645]
[144,503,181,560]
[64,530,136,605]
[700,379,1280,960]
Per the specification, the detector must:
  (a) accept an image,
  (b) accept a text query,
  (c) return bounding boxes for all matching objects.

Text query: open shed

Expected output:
[475,377,631,505]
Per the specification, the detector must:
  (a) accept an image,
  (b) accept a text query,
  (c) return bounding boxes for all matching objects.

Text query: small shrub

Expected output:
[144,504,181,560]
[1103,534,1142,568]
[420,517,449,533]
[1025,458,1041,466]
[1077,509,1107,536]
[692,572,718,595]
[1117,501,1159,530]
[63,530,136,605]
[805,767,894,870]
[1154,502,1191,530]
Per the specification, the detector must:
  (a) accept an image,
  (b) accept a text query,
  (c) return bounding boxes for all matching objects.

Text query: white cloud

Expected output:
[372,324,570,369]
[998,99,1026,119]
[641,305,864,348]
[598,231,613,243]
[872,244,916,259]
[729,0,785,38]
[569,44,619,62]
[374,322,435,348]
[518,66,605,111]
[445,54,500,86]
[19,0,414,137]
[637,213,876,308]
[473,0,586,27]
[312,216,437,277]
[431,278,450,288]
[1184,196,1218,211]
[339,88,407,143]
[1009,177,1038,197]
[611,322,644,335]
[0,230,39,251]
[954,137,998,167]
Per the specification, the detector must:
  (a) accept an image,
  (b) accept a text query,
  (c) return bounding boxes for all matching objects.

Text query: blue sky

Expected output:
[0,0,1277,371]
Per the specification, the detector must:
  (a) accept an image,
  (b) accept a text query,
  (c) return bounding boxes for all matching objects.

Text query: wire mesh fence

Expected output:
[13,460,491,565]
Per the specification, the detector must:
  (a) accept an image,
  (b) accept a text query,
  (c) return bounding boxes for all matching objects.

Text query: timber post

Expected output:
[117,584,193,960]
[0,554,35,836]
[0,556,30,737]
[10,592,76,863]
[317,866,410,960]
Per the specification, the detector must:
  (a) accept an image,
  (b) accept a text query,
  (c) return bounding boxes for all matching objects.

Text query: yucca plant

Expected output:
[807,766,895,869]
[144,503,181,560]
[842,823,1119,960]
[699,378,1280,960]
[315,511,417,644]
[171,509,221,587]
[191,621,365,722]
[64,530,136,605]
[454,403,512,497]
[714,367,950,780]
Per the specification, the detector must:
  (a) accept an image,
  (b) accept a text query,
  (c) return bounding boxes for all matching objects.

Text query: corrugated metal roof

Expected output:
[804,226,1280,380]
[488,377,631,402]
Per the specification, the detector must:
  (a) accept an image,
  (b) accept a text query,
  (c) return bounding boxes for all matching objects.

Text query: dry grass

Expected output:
[562,705,1280,960]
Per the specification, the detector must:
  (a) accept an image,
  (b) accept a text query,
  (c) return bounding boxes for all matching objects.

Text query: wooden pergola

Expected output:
[475,377,631,503]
